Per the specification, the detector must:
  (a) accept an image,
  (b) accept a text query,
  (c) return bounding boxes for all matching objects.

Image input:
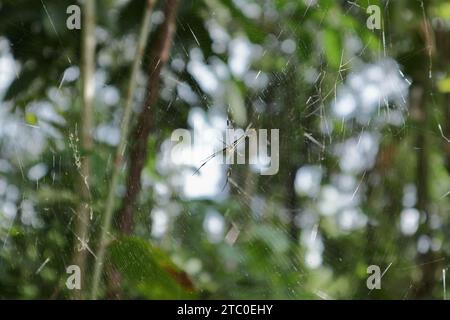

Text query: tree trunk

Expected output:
[412,85,436,298]
[412,13,440,299]
[119,0,179,235]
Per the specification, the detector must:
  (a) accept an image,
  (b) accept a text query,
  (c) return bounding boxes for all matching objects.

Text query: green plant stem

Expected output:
[71,0,95,300]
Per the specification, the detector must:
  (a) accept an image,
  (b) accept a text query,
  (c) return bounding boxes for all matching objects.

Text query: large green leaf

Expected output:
[109,236,195,299]
[323,28,343,69]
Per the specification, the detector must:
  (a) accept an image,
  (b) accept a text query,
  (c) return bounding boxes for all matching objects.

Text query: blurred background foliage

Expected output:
[0,0,450,299]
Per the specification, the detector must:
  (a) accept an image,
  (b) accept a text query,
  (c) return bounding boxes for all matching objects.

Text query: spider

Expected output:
[193,119,253,191]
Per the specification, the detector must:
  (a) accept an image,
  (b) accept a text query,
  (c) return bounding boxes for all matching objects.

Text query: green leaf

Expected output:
[438,77,450,93]
[25,112,38,125]
[323,28,342,69]
[109,236,195,299]
[4,69,36,102]
[432,3,450,20]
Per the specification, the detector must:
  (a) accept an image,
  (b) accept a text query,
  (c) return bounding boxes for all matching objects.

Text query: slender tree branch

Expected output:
[119,0,179,235]
[90,0,156,299]
[71,0,95,300]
